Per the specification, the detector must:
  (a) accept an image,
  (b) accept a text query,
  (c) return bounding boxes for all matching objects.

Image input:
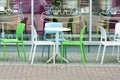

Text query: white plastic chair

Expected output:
[29,25,55,64]
[96,26,120,64]
[112,23,120,60]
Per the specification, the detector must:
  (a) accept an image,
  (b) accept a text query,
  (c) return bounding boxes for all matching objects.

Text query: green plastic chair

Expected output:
[0,23,27,61]
[61,25,86,64]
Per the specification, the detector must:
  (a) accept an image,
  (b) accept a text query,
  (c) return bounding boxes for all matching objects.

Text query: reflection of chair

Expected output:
[42,22,64,58]
[109,20,118,34]
[53,18,58,22]
[96,26,120,64]
[21,17,28,34]
[29,25,55,64]
[37,18,50,37]
[42,18,50,36]
[67,18,73,34]
[0,23,27,61]
[61,25,86,64]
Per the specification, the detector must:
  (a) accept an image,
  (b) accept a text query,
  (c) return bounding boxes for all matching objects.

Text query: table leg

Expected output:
[46,31,69,63]
[55,31,69,63]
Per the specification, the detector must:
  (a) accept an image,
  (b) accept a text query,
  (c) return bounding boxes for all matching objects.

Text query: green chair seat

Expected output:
[62,41,81,46]
[0,39,20,43]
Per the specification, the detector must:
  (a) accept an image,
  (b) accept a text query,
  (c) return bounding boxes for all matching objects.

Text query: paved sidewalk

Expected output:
[0,65,120,80]
[0,51,120,80]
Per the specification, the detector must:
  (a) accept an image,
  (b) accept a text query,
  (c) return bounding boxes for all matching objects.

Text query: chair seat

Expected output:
[62,40,82,46]
[46,39,64,42]
[33,41,55,45]
[101,41,120,46]
[0,39,21,43]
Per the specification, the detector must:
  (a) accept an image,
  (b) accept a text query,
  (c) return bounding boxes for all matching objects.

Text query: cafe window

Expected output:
[1,0,120,42]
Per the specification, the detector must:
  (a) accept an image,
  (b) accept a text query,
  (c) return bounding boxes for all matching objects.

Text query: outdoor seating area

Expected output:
[0,22,120,65]
[0,15,120,65]
[0,0,120,80]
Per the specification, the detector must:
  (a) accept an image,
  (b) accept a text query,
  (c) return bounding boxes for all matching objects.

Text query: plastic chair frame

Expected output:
[29,25,55,64]
[0,23,27,61]
[61,25,86,64]
[96,25,120,64]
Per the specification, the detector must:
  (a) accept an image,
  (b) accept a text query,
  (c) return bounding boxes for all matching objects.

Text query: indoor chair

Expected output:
[29,25,55,64]
[67,18,73,34]
[37,18,50,37]
[21,17,28,34]
[61,25,86,64]
[0,23,27,61]
[96,25,120,64]
[109,20,118,34]
[53,18,58,22]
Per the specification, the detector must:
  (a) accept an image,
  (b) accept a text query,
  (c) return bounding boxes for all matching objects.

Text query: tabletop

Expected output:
[44,27,71,31]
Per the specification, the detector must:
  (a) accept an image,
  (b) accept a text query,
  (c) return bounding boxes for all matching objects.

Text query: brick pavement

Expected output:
[0,51,120,80]
[0,65,120,80]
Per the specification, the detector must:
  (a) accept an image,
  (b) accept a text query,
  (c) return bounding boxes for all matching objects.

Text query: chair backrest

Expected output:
[109,20,118,34]
[44,22,63,40]
[98,26,107,42]
[21,17,28,33]
[21,17,28,24]
[114,23,120,40]
[31,25,38,41]
[67,18,73,34]
[53,18,58,22]
[80,25,86,43]
[16,23,25,40]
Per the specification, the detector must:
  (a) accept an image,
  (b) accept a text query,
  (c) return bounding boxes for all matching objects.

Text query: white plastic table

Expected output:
[45,27,71,63]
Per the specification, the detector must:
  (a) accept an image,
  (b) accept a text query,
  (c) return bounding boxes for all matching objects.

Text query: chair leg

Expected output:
[80,44,85,64]
[3,43,6,62]
[53,44,56,64]
[42,47,45,58]
[101,45,106,65]
[48,46,50,59]
[60,44,64,64]
[16,43,20,58]
[96,44,102,61]
[21,42,27,61]
[50,45,53,59]
[64,46,67,58]
[117,45,119,61]
[61,45,67,58]
[31,45,36,64]
[29,44,34,61]
[112,45,115,56]
[82,43,86,61]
